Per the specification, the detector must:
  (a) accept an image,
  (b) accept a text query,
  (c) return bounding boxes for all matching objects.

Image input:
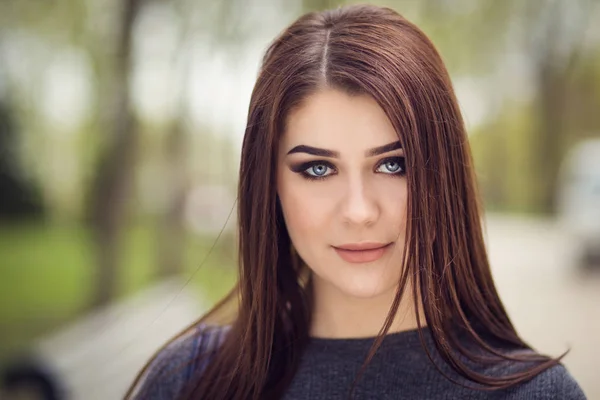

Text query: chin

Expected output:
[338,280,397,300]
[324,265,400,300]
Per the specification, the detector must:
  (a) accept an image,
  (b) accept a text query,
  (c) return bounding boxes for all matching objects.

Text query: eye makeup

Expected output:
[289,156,406,181]
[289,160,336,180]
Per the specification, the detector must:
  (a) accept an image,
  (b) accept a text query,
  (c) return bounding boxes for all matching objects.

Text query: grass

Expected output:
[0,221,237,362]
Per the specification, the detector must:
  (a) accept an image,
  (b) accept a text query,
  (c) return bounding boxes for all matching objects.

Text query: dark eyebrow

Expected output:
[286,145,339,158]
[365,141,402,157]
[286,141,402,158]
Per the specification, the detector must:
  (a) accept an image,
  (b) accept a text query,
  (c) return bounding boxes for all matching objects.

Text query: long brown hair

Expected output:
[128,4,564,399]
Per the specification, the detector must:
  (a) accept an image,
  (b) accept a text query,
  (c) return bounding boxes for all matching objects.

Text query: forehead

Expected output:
[281,89,399,151]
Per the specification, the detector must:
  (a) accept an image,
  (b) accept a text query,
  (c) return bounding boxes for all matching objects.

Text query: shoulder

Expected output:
[476,354,587,400]
[500,363,587,400]
[129,323,230,400]
[453,329,586,399]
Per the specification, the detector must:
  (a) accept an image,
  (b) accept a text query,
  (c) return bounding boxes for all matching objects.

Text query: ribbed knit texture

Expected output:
[131,324,586,399]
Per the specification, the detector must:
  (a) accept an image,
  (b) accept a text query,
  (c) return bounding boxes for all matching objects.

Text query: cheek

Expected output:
[278,180,332,240]
[376,178,408,232]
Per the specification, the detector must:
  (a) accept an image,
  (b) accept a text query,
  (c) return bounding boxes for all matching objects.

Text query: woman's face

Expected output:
[277,88,408,301]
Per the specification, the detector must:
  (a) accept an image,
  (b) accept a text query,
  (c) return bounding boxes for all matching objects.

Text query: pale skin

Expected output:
[277,88,424,339]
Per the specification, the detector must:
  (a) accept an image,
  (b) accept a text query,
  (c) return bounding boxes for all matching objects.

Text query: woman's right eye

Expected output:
[305,163,332,177]
[290,161,336,180]
[302,162,335,180]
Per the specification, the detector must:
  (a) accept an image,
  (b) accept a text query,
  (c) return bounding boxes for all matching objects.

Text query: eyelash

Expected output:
[291,156,406,181]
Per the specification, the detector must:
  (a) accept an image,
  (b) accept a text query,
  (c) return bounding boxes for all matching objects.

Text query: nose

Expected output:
[340,177,380,227]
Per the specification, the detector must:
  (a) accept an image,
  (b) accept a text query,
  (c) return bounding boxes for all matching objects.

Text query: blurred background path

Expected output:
[486,213,600,399]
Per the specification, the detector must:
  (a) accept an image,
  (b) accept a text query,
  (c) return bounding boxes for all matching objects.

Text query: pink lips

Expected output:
[333,242,392,264]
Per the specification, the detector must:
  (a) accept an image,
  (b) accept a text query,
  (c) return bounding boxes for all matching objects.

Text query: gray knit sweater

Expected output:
[131,324,586,399]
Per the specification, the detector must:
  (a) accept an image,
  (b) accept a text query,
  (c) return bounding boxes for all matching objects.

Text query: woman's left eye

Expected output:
[376,157,405,175]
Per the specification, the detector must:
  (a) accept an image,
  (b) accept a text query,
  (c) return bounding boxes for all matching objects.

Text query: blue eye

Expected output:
[305,163,333,178]
[376,157,405,175]
[289,161,336,180]
[290,157,405,181]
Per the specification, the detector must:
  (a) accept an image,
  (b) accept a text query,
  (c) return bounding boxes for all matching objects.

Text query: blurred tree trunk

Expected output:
[155,2,192,279]
[87,0,144,308]
[0,99,44,220]
[529,0,590,214]
[156,116,189,278]
[533,64,569,214]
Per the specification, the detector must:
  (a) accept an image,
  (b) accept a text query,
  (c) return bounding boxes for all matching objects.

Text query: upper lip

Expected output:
[334,242,390,251]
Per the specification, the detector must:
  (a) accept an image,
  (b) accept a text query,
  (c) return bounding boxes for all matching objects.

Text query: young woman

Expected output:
[127,4,585,400]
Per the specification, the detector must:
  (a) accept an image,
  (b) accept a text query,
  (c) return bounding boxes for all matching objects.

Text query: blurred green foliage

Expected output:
[0,222,236,359]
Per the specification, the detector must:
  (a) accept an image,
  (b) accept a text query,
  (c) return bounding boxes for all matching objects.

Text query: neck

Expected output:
[308,274,425,339]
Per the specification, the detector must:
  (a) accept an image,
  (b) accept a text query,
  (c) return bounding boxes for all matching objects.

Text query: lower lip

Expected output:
[333,244,392,264]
